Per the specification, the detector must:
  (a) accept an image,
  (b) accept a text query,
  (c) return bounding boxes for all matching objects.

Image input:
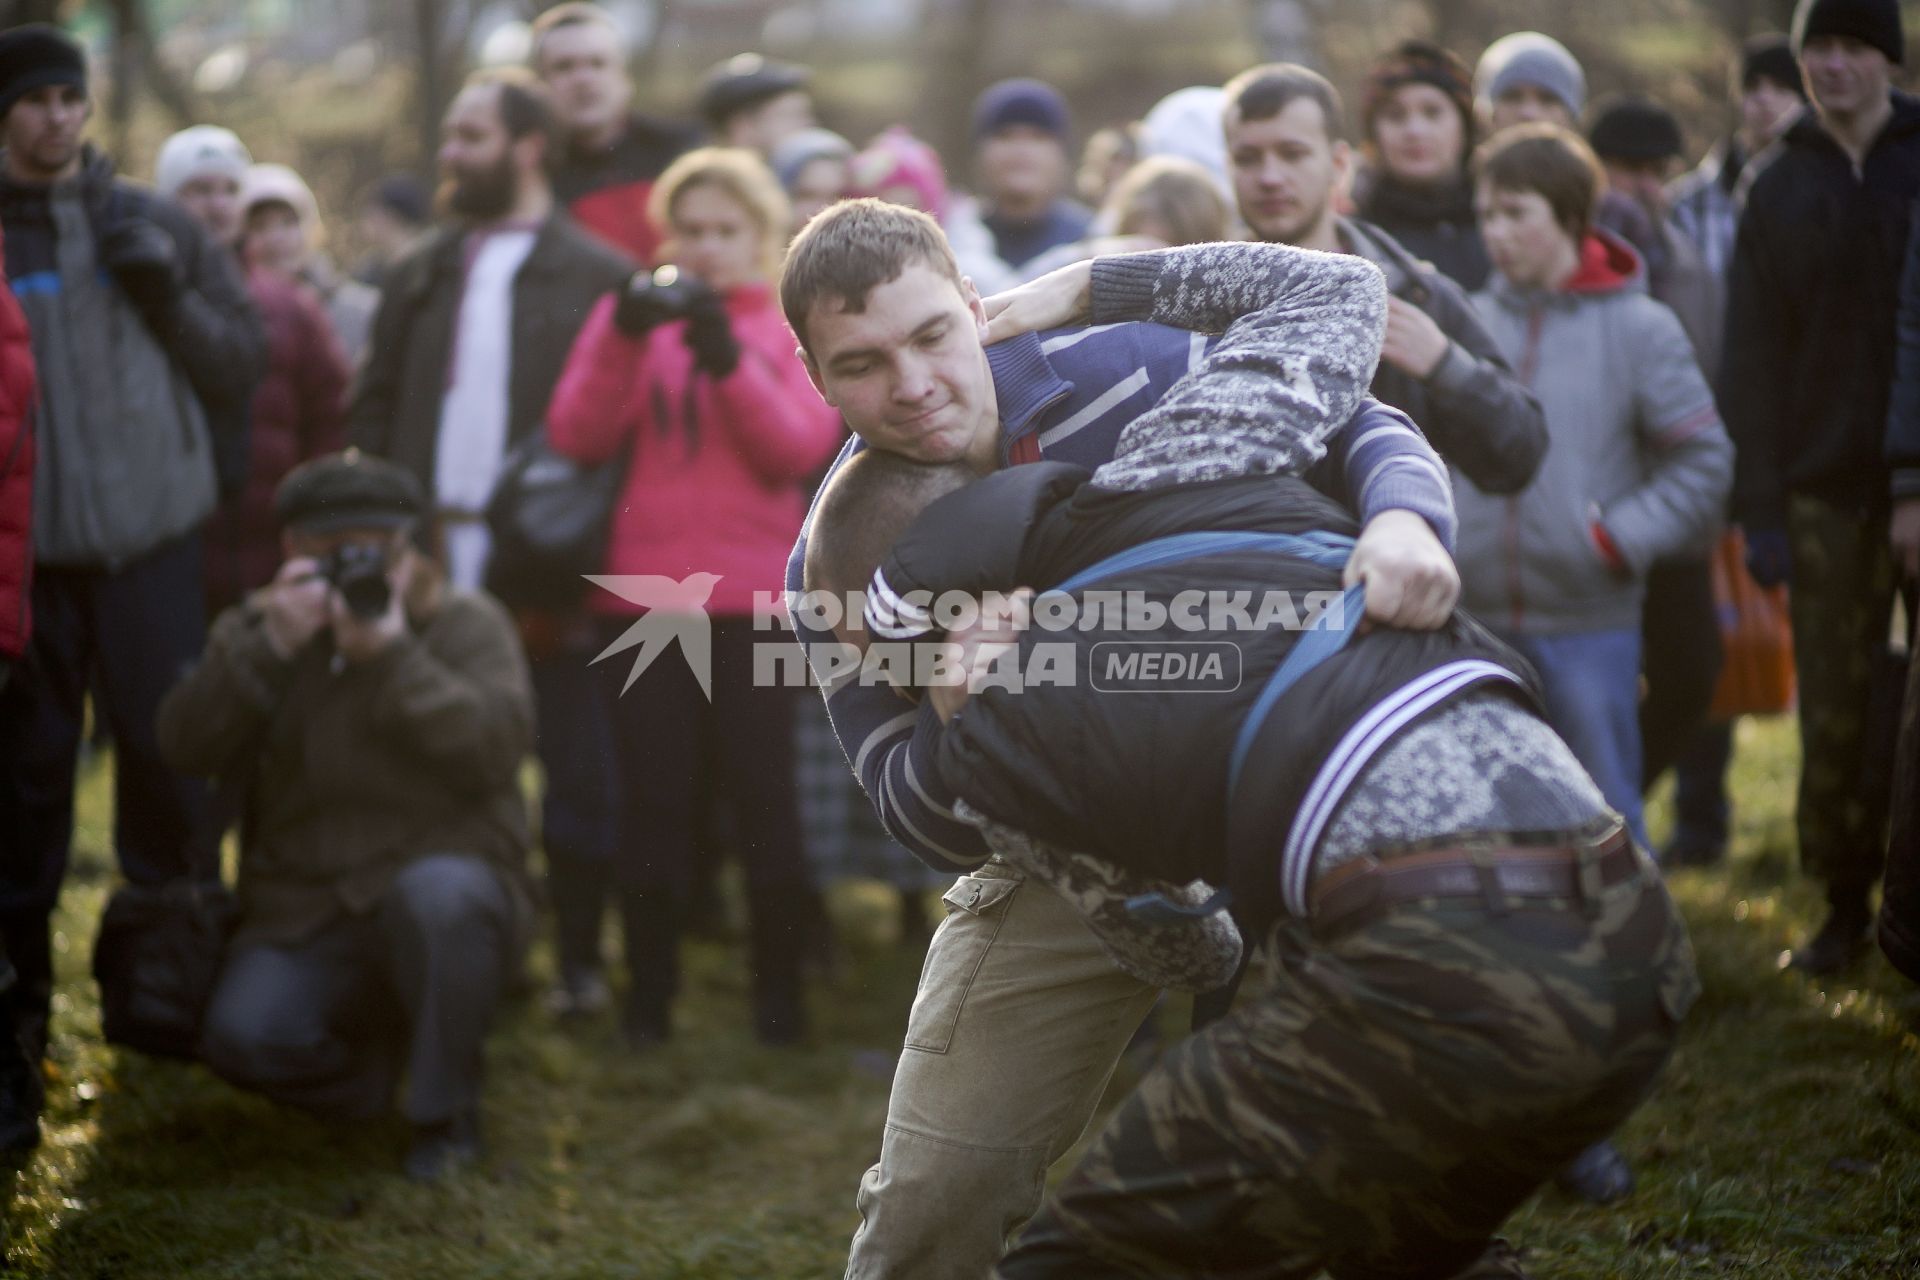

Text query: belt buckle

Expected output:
[1465,836,1509,918]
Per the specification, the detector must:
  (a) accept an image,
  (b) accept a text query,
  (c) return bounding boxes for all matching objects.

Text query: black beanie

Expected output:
[1588,96,1685,163]
[0,24,86,120]
[1742,34,1806,96]
[1792,0,1904,66]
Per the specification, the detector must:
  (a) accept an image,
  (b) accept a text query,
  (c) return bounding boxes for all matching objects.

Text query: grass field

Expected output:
[3,716,1918,1278]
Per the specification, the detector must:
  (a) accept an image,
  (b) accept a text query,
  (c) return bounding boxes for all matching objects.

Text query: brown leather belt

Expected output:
[1307,824,1640,938]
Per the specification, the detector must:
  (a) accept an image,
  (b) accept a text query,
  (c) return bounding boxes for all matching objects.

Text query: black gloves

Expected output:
[98,218,181,313]
[682,290,740,379]
[614,267,691,337]
[612,267,740,378]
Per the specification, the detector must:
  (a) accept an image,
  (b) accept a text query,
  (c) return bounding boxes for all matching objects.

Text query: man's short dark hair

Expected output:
[803,449,985,612]
[1221,63,1347,141]
[1473,122,1604,241]
[528,2,627,72]
[465,66,559,158]
[780,198,965,354]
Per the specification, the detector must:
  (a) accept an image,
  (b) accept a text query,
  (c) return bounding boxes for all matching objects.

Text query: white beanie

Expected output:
[154,125,251,198]
[241,162,322,244]
[1140,86,1231,201]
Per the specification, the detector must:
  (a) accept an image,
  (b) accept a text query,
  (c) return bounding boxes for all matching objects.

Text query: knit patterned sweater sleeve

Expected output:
[1083,243,1389,493]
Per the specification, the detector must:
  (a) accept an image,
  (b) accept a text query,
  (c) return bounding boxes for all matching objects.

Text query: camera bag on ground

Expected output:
[93,790,239,1060]
[485,426,625,611]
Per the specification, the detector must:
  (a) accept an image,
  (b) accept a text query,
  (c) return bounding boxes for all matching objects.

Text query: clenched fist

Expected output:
[1344,509,1459,630]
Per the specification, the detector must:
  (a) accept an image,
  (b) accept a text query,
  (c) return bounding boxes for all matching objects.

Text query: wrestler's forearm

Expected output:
[1087,241,1385,338]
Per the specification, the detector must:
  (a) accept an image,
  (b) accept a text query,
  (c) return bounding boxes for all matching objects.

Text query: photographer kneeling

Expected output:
[157,450,536,1182]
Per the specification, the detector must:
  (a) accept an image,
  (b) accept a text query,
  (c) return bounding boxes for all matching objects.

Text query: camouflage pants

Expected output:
[1785,495,1899,899]
[996,857,1697,1280]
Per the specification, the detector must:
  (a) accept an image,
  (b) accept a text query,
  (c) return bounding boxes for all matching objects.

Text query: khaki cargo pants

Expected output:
[845,859,1162,1280]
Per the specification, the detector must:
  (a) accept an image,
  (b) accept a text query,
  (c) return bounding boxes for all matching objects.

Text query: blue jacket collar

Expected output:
[987,330,1074,459]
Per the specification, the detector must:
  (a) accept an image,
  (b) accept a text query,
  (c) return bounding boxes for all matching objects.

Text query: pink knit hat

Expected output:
[850,127,948,223]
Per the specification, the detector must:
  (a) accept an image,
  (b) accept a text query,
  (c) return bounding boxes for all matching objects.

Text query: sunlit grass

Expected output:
[3,717,1917,1277]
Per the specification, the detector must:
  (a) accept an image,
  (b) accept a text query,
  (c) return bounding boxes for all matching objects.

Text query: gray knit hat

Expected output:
[1474,31,1587,120]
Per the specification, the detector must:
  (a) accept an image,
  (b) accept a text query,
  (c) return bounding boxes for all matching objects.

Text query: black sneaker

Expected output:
[1660,831,1726,869]
[620,999,671,1052]
[1788,901,1872,976]
[404,1112,482,1183]
[1555,1138,1634,1205]
[0,1054,40,1154]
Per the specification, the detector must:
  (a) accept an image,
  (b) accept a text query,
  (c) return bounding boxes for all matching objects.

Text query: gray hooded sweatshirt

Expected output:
[1459,229,1732,635]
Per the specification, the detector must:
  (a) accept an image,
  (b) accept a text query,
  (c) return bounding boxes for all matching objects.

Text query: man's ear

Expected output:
[800,345,834,406]
[1331,138,1354,193]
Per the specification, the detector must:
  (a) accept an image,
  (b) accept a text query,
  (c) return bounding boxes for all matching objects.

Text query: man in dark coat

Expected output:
[1220,62,1548,497]
[1719,0,1920,973]
[0,23,266,1072]
[348,66,633,1018]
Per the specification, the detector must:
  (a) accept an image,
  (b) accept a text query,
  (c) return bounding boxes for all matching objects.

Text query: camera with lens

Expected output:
[614,264,718,336]
[324,542,393,620]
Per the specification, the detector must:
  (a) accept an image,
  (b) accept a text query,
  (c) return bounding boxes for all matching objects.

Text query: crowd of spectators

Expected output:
[0,0,1913,1231]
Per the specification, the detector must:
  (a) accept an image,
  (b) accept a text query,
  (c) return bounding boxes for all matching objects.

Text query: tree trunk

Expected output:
[103,0,197,130]
[927,0,995,177]
[1250,0,1326,70]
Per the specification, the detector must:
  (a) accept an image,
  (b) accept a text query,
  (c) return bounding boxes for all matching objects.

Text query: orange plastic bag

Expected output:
[1707,528,1796,720]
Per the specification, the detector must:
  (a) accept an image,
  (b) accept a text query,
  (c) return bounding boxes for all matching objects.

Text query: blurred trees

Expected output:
[45,0,1866,260]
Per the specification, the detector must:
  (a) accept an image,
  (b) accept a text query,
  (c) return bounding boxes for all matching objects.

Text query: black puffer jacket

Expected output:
[1721,93,1920,526]
[883,464,1535,935]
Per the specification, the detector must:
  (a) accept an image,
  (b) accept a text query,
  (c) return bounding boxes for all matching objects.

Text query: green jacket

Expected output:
[157,581,535,946]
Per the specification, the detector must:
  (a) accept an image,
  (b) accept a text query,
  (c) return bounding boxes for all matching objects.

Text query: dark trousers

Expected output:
[601,616,813,1036]
[0,534,215,1044]
[1785,496,1900,905]
[1669,719,1736,850]
[198,854,514,1125]
[1639,555,1723,788]
[528,646,620,983]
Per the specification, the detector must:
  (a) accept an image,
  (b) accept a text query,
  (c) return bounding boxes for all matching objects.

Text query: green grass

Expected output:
[4,719,1919,1278]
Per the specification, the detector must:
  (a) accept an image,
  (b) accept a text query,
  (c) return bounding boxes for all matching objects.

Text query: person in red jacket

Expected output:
[0,234,41,1151]
[531,2,698,267]
[0,227,33,686]
[548,147,843,1048]
[153,132,353,617]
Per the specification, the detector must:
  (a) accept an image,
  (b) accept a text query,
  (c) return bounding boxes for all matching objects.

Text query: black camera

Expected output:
[614,265,717,336]
[324,542,393,620]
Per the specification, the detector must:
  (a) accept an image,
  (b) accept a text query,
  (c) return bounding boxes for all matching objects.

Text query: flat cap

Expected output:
[274,449,424,533]
[699,53,809,127]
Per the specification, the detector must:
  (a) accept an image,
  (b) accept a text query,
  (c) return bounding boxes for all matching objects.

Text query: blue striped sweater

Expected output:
[783,245,1456,871]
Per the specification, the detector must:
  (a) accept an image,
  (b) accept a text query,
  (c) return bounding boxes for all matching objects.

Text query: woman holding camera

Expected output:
[547,147,844,1048]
